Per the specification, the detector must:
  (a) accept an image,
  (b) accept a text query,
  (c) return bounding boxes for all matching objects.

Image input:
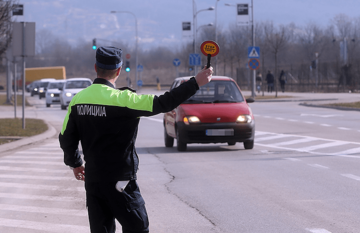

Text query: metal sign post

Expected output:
[173,58,181,78]
[12,22,36,129]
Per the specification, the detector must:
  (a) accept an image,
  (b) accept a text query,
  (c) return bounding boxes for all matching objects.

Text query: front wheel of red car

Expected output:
[243,140,254,150]
[164,128,174,148]
[176,131,187,151]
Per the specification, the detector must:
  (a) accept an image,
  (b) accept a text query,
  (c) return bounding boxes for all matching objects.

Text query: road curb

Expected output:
[0,121,57,153]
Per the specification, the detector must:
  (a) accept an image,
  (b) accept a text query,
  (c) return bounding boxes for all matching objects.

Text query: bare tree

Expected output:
[264,22,291,96]
[0,0,18,56]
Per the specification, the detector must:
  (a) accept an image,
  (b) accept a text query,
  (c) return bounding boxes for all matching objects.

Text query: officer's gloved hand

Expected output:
[195,66,213,87]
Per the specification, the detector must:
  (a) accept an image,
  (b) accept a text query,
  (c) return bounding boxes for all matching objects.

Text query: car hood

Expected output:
[179,102,252,123]
[47,89,61,94]
[64,88,84,94]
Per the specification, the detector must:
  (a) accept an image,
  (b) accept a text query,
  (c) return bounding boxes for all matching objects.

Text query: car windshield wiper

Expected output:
[184,99,212,103]
[212,100,238,103]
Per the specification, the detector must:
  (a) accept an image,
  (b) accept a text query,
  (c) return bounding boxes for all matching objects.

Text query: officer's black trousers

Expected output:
[85,180,149,233]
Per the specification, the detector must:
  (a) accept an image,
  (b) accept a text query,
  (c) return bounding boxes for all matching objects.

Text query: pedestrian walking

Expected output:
[266,70,274,93]
[256,72,262,93]
[279,70,286,93]
[59,46,213,233]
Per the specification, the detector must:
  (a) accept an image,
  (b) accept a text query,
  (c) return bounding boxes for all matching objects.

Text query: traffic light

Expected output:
[125,61,130,72]
[92,39,97,50]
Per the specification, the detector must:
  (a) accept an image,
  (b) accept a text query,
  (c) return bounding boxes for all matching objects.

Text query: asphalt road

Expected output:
[0,90,359,233]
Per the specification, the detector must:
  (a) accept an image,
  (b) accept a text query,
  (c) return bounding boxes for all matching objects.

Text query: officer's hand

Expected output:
[195,66,213,87]
[73,165,85,181]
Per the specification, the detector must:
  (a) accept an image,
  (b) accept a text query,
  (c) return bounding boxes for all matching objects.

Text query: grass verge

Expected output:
[0,95,31,106]
[324,101,360,109]
[0,118,48,145]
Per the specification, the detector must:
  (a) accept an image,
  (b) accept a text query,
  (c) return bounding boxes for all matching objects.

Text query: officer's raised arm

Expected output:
[195,66,213,87]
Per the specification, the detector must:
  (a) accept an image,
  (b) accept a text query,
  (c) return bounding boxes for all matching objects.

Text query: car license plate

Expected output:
[206,129,234,136]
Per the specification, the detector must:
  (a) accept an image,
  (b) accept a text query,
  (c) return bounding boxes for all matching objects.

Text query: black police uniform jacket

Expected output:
[59,77,199,182]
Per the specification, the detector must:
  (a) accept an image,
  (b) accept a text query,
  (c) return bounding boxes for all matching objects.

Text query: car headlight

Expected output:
[65,92,72,97]
[34,88,38,91]
[50,93,54,97]
[39,90,43,93]
[183,116,200,125]
[236,115,252,123]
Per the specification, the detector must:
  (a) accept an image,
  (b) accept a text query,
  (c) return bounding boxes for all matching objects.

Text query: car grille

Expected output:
[53,94,60,97]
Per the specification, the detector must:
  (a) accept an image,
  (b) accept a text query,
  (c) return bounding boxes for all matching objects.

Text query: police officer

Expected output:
[59,46,213,233]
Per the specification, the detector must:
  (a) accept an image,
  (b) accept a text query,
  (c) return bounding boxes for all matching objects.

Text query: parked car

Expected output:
[60,78,92,110]
[45,80,66,107]
[163,76,255,151]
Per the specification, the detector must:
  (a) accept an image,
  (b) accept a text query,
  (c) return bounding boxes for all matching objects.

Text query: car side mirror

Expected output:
[246,98,255,103]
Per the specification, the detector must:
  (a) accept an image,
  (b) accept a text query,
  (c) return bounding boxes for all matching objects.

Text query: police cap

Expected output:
[96,46,123,70]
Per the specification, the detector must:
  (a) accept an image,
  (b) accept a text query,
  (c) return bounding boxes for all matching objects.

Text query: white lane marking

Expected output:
[338,127,351,130]
[284,158,301,162]
[308,164,329,169]
[320,124,331,127]
[272,138,315,146]
[333,147,360,156]
[0,181,84,192]
[301,114,342,118]
[304,121,314,124]
[306,228,332,233]
[341,174,360,181]
[0,192,83,202]
[0,166,67,173]
[15,151,63,155]
[255,131,270,136]
[0,174,72,181]
[255,134,289,142]
[300,141,349,151]
[143,117,163,123]
[0,217,88,233]
[263,116,271,118]
[275,117,285,120]
[0,159,61,165]
[288,119,298,122]
[28,148,61,151]
[0,203,87,217]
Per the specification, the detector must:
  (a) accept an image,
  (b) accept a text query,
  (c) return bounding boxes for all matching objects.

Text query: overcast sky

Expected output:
[14,0,360,49]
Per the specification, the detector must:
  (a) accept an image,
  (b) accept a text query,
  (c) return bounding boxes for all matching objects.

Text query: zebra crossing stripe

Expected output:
[0,165,68,173]
[15,151,63,154]
[0,181,84,192]
[272,138,315,146]
[300,141,349,151]
[0,217,88,233]
[0,174,73,180]
[0,192,84,202]
[0,159,62,165]
[334,147,360,156]
[255,134,289,142]
[0,203,87,217]
[5,155,62,160]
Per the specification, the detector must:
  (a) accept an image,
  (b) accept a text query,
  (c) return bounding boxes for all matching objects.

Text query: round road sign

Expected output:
[248,58,260,70]
[200,40,220,57]
[126,54,131,59]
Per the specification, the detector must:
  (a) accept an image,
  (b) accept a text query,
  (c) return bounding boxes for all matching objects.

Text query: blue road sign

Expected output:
[248,58,260,70]
[173,58,181,67]
[137,80,143,87]
[137,64,143,72]
[189,54,201,66]
[248,46,260,58]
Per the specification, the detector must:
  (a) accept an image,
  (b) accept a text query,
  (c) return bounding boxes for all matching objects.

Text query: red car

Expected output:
[163,76,255,151]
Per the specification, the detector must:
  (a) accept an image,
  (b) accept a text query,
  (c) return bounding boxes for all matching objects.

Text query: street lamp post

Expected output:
[110,11,138,89]
[215,0,220,75]
[193,0,214,74]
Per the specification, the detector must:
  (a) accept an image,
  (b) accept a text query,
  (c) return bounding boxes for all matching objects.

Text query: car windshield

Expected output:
[184,80,244,103]
[39,82,49,88]
[48,82,64,89]
[65,81,91,89]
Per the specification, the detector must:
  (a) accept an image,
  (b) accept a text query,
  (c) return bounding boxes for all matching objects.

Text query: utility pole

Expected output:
[251,0,256,98]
